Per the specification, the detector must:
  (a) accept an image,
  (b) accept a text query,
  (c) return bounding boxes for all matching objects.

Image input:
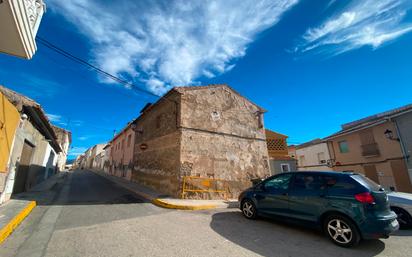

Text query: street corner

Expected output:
[152,198,236,210]
[0,200,36,244]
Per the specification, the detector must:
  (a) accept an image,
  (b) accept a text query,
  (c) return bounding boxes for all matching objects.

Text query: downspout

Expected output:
[393,119,412,186]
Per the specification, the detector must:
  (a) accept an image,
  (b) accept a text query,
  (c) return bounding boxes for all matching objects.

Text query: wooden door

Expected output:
[13,141,34,194]
[391,160,412,193]
[363,165,379,184]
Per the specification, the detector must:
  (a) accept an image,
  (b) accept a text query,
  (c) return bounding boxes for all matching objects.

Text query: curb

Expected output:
[152,198,218,210]
[0,201,36,244]
[90,170,233,211]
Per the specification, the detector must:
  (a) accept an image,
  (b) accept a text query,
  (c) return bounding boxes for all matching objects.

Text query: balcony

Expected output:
[0,0,46,59]
[361,143,380,157]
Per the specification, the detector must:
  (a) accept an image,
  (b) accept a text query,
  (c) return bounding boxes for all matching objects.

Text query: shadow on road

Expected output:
[210,211,385,257]
[8,170,168,231]
[12,170,147,206]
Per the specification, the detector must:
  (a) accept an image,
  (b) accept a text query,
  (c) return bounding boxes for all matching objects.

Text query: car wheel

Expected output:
[391,207,412,229]
[324,215,360,247]
[241,199,257,219]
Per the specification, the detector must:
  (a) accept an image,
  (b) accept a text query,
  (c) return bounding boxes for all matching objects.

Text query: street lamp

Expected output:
[384,129,400,141]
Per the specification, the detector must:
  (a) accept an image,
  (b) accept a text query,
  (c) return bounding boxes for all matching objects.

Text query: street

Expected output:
[1,170,411,257]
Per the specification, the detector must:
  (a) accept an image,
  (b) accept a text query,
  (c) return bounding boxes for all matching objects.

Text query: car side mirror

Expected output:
[255,183,266,191]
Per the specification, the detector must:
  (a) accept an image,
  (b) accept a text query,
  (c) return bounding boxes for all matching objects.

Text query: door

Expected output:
[13,141,34,194]
[390,160,412,193]
[255,173,293,216]
[288,173,328,222]
[364,165,379,184]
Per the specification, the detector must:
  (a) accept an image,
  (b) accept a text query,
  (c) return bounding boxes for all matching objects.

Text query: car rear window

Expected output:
[351,174,380,191]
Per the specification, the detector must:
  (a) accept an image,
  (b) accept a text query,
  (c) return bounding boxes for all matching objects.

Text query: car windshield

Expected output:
[351,174,381,191]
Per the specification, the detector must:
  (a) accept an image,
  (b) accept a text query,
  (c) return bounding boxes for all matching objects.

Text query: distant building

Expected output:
[0,0,46,59]
[109,121,136,179]
[52,125,72,172]
[325,104,412,192]
[295,139,332,171]
[0,85,63,203]
[265,129,297,174]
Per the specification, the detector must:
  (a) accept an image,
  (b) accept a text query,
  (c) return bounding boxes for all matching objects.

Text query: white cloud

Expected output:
[46,113,62,122]
[48,0,298,95]
[296,0,412,55]
[68,146,88,156]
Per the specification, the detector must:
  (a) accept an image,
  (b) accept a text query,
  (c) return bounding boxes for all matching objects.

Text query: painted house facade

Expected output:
[295,139,332,171]
[0,85,64,203]
[109,122,136,179]
[325,104,412,192]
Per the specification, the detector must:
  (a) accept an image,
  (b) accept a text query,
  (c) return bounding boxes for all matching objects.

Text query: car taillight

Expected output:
[354,192,375,204]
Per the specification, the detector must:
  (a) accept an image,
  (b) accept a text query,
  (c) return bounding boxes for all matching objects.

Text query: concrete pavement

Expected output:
[0,170,411,257]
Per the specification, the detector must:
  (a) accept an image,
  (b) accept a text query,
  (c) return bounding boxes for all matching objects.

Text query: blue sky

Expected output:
[1,0,412,158]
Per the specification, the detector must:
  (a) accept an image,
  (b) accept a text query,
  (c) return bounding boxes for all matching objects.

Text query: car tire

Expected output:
[324,214,360,247]
[241,199,257,219]
[391,207,412,229]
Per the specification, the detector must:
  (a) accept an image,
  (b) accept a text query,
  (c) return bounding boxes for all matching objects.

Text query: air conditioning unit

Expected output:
[319,160,326,164]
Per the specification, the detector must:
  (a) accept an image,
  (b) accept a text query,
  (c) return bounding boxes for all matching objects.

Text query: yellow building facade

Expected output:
[0,92,20,173]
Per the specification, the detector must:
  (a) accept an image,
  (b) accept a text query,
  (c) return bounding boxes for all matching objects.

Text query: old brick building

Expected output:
[129,84,270,199]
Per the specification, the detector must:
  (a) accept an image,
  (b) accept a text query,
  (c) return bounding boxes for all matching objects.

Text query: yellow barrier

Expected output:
[181,176,228,199]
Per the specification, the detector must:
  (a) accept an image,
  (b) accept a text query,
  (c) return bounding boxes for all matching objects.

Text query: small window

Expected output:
[299,155,305,166]
[127,134,132,147]
[264,174,293,191]
[338,140,349,153]
[317,152,325,163]
[280,163,290,172]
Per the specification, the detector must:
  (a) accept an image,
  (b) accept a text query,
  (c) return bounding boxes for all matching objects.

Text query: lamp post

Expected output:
[384,129,400,141]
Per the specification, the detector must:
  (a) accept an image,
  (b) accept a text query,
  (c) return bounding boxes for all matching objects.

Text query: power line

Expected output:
[37,38,261,116]
[36,36,160,99]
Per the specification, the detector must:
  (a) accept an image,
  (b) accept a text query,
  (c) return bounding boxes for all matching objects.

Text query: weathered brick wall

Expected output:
[131,93,182,197]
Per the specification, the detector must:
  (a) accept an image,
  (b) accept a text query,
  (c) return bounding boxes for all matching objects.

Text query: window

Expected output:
[317,152,326,163]
[338,140,349,153]
[280,163,290,172]
[127,134,132,147]
[121,139,125,149]
[264,174,293,191]
[292,174,323,191]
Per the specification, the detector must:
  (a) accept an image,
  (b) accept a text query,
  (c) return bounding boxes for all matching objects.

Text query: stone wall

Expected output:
[131,92,182,197]
[178,86,270,199]
[130,86,270,199]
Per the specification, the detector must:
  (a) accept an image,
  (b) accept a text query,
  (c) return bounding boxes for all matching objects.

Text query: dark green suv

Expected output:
[238,171,399,247]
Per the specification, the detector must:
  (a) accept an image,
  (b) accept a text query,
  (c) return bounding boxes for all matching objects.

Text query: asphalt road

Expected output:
[1,170,411,257]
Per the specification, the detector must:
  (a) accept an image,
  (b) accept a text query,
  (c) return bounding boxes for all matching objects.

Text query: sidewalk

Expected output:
[0,171,68,244]
[91,170,239,210]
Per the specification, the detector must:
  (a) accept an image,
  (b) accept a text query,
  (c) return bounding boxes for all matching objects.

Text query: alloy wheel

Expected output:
[242,201,255,218]
[327,219,353,245]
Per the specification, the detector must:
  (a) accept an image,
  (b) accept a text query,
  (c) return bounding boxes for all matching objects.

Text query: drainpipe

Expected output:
[393,119,412,185]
